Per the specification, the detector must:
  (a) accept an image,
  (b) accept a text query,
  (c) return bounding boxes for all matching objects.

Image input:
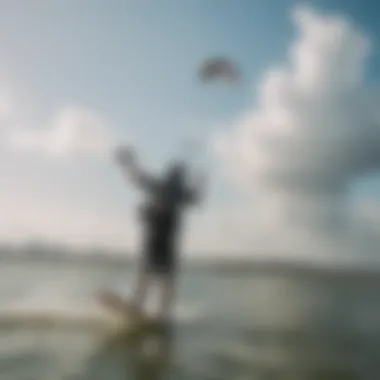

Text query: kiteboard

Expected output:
[96,290,164,335]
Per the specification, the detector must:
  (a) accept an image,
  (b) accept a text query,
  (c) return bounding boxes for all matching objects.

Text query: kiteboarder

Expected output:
[114,146,205,323]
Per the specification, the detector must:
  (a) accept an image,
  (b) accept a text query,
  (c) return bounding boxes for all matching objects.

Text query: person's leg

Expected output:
[157,274,175,323]
[131,267,151,312]
[131,221,163,313]
[156,243,177,323]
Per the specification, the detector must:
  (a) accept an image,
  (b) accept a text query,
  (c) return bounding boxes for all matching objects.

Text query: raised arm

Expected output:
[114,146,158,193]
[184,171,206,206]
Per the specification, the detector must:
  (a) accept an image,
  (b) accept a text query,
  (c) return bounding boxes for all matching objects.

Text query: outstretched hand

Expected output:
[193,170,207,190]
[114,145,136,168]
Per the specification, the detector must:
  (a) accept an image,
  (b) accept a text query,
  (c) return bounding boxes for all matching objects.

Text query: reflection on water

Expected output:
[83,323,174,380]
[1,326,375,380]
[77,323,377,380]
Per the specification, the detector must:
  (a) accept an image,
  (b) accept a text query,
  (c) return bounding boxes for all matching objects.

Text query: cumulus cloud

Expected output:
[214,6,380,255]
[9,107,114,158]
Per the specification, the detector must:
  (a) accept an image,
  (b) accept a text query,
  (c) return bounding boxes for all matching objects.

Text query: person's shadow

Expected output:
[83,323,175,380]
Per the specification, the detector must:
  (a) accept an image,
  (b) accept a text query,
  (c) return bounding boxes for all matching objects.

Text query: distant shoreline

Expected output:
[0,242,380,279]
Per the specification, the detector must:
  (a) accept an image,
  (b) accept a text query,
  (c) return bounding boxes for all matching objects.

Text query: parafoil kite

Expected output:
[198,57,240,84]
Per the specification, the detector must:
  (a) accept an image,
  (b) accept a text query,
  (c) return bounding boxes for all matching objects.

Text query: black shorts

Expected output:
[142,225,177,276]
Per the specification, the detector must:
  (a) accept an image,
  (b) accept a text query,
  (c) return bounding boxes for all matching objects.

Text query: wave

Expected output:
[0,304,207,331]
[0,309,119,331]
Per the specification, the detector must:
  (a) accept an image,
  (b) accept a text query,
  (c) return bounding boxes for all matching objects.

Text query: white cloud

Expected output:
[0,93,14,123]
[8,107,114,158]
[214,6,380,256]
[0,195,138,251]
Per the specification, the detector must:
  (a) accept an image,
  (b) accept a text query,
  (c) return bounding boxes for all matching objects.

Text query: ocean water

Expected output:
[0,256,379,379]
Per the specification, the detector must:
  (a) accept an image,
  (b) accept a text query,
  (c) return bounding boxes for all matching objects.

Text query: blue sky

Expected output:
[1,1,293,219]
[0,1,292,153]
[1,1,380,256]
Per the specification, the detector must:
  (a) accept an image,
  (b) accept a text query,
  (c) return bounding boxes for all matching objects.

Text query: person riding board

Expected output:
[111,145,205,324]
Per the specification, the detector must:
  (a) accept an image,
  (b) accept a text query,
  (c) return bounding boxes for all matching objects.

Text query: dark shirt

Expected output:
[140,176,196,235]
[122,162,199,235]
